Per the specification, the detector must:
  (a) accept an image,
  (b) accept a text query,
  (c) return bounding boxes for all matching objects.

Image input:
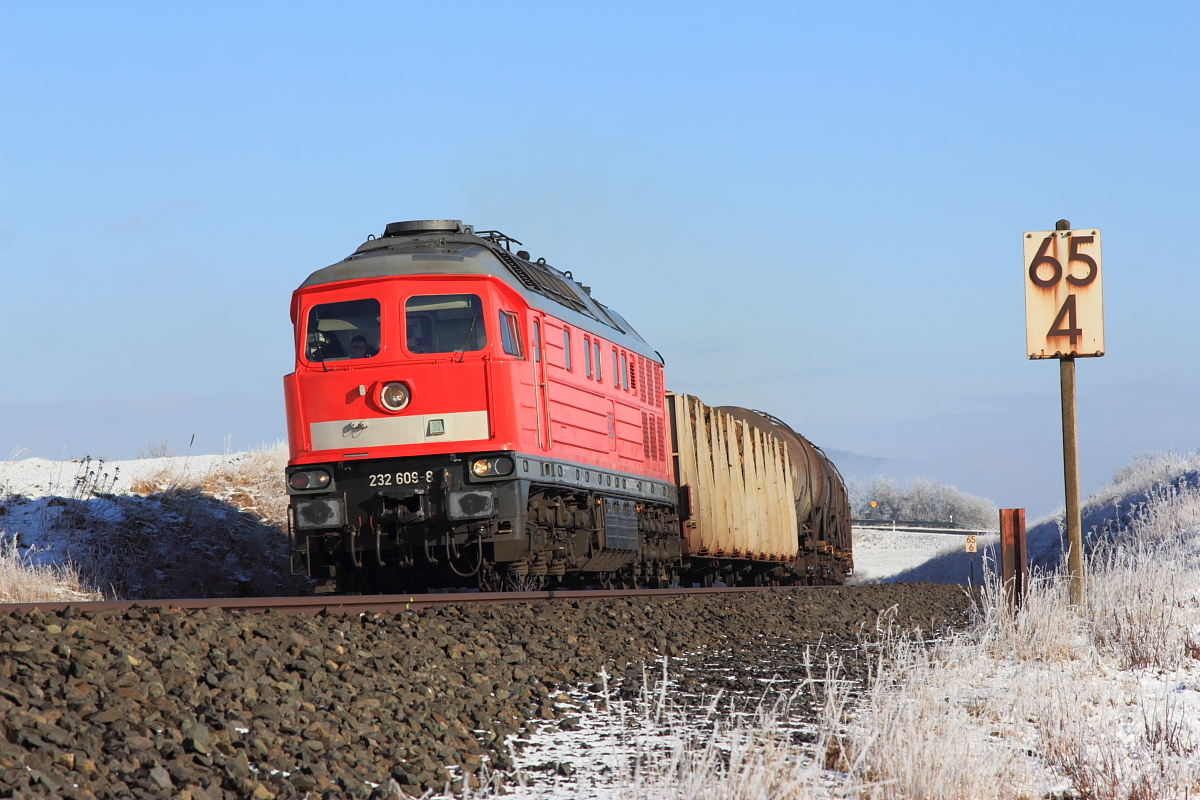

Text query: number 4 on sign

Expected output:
[1048,295,1082,345]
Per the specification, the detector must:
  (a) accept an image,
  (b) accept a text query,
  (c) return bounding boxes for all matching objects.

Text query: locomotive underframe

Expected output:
[289,453,694,594]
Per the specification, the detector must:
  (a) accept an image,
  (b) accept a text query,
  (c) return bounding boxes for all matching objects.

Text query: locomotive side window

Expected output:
[562,327,572,371]
[612,348,619,388]
[583,335,593,378]
[620,352,628,390]
[499,311,524,358]
[593,340,602,383]
[305,298,380,362]
[532,320,541,362]
[404,294,486,354]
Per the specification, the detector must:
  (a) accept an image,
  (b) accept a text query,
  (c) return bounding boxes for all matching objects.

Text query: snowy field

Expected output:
[848,528,998,585]
[3,449,1200,798]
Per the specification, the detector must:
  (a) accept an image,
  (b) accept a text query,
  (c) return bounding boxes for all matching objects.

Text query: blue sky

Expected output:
[1,2,1197,516]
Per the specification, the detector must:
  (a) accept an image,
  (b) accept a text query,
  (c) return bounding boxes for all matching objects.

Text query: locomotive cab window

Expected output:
[562,327,572,371]
[532,320,541,362]
[305,298,380,362]
[499,311,524,358]
[405,294,486,354]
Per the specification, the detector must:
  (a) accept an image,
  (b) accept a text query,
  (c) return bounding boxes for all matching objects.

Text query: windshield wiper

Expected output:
[455,314,478,363]
[312,337,329,372]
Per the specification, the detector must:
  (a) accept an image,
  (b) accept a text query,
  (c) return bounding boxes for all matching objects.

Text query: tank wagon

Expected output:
[283,220,852,593]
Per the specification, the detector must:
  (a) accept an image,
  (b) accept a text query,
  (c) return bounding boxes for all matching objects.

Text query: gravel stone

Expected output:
[0,584,973,797]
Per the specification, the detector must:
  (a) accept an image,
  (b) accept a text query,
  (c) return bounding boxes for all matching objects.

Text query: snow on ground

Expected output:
[491,454,1200,798]
[0,451,266,563]
[5,450,1200,797]
[0,452,238,500]
[848,528,998,585]
[0,448,294,600]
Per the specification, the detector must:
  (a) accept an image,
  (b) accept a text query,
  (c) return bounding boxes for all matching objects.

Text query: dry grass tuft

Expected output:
[127,443,289,528]
[0,533,101,603]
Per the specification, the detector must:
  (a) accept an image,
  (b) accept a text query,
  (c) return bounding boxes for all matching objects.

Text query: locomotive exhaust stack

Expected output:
[283,220,853,593]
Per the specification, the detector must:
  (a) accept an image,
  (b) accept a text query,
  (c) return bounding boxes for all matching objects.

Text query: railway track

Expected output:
[0,584,787,617]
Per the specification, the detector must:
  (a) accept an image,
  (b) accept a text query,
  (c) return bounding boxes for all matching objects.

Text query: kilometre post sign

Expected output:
[1023,229,1104,359]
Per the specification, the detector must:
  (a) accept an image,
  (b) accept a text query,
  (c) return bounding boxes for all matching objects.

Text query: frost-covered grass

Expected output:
[483,452,1200,799]
[0,533,100,603]
[126,443,289,527]
[0,443,299,600]
[1025,448,1200,571]
[839,479,1200,799]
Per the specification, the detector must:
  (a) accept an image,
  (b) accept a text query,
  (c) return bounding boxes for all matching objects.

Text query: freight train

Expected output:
[283,220,852,594]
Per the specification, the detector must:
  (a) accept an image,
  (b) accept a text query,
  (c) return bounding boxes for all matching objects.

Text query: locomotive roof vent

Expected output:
[383,219,465,237]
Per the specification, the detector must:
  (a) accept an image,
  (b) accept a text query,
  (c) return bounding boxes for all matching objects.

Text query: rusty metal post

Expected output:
[999,509,1028,609]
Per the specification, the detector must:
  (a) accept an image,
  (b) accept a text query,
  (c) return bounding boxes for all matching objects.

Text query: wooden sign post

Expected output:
[1023,219,1104,605]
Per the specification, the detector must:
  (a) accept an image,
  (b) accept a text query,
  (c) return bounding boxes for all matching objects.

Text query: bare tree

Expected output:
[849,476,996,529]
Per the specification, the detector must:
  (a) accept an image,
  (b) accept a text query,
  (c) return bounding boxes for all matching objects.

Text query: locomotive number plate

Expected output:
[368,470,434,487]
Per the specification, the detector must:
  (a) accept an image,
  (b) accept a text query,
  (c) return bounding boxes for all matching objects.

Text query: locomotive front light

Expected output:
[380,381,411,412]
[288,469,332,491]
[471,457,515,477]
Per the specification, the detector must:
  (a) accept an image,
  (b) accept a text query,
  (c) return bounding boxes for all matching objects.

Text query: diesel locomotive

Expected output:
[283,220,851,593]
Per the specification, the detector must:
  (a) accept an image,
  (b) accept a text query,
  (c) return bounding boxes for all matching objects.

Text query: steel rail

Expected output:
[0,585,806,617]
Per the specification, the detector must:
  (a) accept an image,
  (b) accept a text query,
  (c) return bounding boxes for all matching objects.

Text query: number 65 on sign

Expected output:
[1023,229,1104,359]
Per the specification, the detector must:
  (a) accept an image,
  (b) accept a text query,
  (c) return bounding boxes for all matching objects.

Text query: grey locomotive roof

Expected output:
[298,224,661,362]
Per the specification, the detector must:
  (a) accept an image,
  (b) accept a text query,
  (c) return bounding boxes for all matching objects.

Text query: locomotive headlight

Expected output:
[471,457,515,477]
[380,381,411,412]
[289,468,332,491]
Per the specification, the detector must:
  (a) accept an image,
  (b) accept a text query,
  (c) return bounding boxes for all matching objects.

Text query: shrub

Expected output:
[850,476,997,529]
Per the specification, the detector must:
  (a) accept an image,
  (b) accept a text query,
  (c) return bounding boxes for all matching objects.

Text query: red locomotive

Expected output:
[283,220,851,593]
